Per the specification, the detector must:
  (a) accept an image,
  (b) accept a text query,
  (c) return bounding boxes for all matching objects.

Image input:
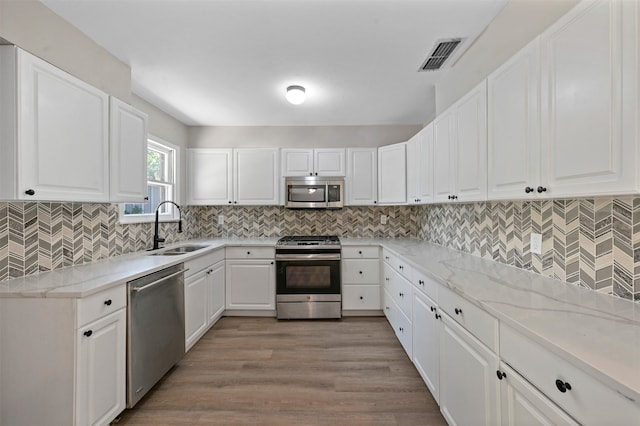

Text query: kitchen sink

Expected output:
[149,244,210,256]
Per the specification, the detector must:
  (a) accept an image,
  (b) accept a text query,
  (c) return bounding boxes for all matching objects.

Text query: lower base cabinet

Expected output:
[226,259,275,310]
[438,312,500,426]
[412,291,440,403]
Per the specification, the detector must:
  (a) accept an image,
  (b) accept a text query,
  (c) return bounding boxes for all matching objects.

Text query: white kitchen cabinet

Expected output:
[226,247,275,311]
[488,38,541,200]
[407,124,434,204]
[377,142,407,204]
[234,148,279,205]
[184,249,225,351]
[439,311,500,426]
[77,309,127,426]
[109,97,148,202]
[539,0,638,198]
[498,362,578,426]
[434,81,488,203]
[342,245,380,312]
[0,285,126,426]
[412,291,440,403]
[0,46,109,202]
[346,147,378,205]
[186,148,233,205]
[281,148,346,177]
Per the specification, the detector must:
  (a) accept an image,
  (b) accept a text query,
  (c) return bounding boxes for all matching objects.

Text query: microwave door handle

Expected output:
[325,182,329,207]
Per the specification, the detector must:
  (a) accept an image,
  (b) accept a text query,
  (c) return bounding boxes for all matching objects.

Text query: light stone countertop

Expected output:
[1,236,638,404]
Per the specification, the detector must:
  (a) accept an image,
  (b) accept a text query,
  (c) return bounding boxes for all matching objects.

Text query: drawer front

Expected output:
[342,246,379,259]
[413,269,439,302]
[392,273,413,319]
[393,307,413,357]
[382,263,396,294]
[185,249,224,277]
[439,285,497,352]
[342,284,381,310]
[501,325,640,425]
[389,255,412,281]
[78,285,126,326]
[342,259,380,284]
[226,246,274,259]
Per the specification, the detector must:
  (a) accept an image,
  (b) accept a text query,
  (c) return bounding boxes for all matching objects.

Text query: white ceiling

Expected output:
[41,0,508,127]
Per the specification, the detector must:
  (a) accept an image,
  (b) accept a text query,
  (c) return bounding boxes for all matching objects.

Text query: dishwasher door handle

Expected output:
[131,269,188,293]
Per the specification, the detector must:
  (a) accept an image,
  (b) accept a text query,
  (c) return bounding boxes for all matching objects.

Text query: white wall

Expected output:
[189,125,422,149]
[436,0,580,114]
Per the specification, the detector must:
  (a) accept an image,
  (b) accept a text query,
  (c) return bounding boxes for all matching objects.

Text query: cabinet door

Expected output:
[412,292,440,403]
[406,133,420,204]
[281,149,313,176]
[499,363,578,426]
[185,269,208,350]
[455,81,487,202]
[433,109,455,202]
[417,123,435,204]
[226,260,275,310]
[346,148,377,205]
[439,313,500,426]
[377,143,407,204]
[17,48,109,202]
[488,40,541,200]
[540,0,636,197]
[76,309,126,426]
[314,148,346,176]
[234,148,279,205]
[208,261,225,324]
[109,97,148,202]
[186,148,233,205]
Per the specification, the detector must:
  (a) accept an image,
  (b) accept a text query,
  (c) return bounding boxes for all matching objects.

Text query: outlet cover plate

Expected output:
[380,215,388,225]
[530,233,542,255]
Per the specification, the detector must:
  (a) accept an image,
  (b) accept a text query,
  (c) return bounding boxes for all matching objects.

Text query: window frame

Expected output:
[118,135,181,224]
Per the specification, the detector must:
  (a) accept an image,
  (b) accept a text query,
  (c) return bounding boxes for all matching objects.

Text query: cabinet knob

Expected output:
[144,196,149,200]
[359,296,363,300]
[555,379,572,393]
[359,271,363,275]
[454,307,462,315]
[385,277,390,281]
[399,292,404,297]
[399,265,404,270]
[447,195,452,200]
[385,306,390,311]
[104,299,112,306]
[234,201,238,204]
[525,186,534,194]
[537,186,547,193]
[270,261,274,265]
[315,172,318,176]
[419,280,424,285]
[228,201,232,204]
[309,172,313,176]
[358,251,362,255]
[83,330,93,337]
[373,200,377,204]
[435,313,441,320]
[385,256,389,260]
[496,370,506,380]
[452,195,458,200]
[247,251,251,255]
[24,189,35,196]
[399,327,404,332]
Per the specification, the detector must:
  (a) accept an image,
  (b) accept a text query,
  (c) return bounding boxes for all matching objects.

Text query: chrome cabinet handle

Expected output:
[131,269,188,293]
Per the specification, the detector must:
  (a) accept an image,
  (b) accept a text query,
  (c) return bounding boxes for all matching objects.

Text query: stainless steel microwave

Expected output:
[285,176,344,209]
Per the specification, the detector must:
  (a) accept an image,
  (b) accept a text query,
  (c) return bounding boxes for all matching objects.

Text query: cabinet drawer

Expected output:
[393,304,413,357]
[439,285,497,352]
[185,248,224,277]
[392,273,413,320]
[342,246,379,259]
[342,285,381,310]
[382,250,412,281]
[501,325,640,425]
[77,285,126,326]
[226,246,274,259]
[413,269,439,302]
[342,259,380,284]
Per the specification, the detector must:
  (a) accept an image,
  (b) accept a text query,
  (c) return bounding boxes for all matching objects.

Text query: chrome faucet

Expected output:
[152,201,183,250]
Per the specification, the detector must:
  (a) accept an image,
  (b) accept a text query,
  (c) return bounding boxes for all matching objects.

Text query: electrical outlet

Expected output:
[380,215,388,225]
[530,233,542,255]
[217,215,224,225]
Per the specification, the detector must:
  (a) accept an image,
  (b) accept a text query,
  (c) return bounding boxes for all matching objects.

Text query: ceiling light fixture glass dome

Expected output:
[286,85,306,105]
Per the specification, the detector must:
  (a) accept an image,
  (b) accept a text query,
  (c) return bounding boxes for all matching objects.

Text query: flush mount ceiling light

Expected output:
[286,85,306,105]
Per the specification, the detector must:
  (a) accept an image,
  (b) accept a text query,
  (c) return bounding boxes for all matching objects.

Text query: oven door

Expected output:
[276,252,341,295]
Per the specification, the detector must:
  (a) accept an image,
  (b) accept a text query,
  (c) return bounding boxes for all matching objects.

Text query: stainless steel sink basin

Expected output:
[149,244,209,256]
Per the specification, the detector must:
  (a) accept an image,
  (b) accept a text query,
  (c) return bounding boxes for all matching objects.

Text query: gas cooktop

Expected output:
[276,235,341,248]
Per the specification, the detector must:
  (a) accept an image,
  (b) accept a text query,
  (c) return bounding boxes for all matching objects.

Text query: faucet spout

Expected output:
[153,201,182,250]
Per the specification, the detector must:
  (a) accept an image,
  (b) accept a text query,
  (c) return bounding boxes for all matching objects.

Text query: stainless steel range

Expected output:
[275,236,341,319]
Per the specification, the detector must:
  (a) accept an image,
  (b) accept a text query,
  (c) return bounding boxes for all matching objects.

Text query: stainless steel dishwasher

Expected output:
[126,263,186,407]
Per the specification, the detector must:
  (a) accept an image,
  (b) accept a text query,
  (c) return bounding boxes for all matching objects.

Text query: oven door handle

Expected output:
[275,253,341,261]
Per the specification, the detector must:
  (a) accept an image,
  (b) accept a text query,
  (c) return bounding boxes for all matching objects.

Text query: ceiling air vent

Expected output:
[419,38,462,72]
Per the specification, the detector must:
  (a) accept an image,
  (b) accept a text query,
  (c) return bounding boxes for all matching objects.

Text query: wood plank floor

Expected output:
[116,316,446,425]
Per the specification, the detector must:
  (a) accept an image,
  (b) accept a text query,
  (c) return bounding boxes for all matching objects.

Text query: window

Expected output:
[119,137,180,224]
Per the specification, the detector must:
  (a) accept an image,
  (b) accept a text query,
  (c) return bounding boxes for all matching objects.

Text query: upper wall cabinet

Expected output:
[109,97,148,203]
[0,46,110,202]
[281,148,346,177]
[434,81,488,203]
[346,147,378,205]
[378,142,407,205]
[407,124,434,204]
[186,148,279,205]
[489,0,639,199]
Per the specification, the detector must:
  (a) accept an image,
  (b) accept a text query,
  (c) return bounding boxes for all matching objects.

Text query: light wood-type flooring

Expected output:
[116,316,446,425]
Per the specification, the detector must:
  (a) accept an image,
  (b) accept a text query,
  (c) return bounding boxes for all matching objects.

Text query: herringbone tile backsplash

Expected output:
[0,200,638,301]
